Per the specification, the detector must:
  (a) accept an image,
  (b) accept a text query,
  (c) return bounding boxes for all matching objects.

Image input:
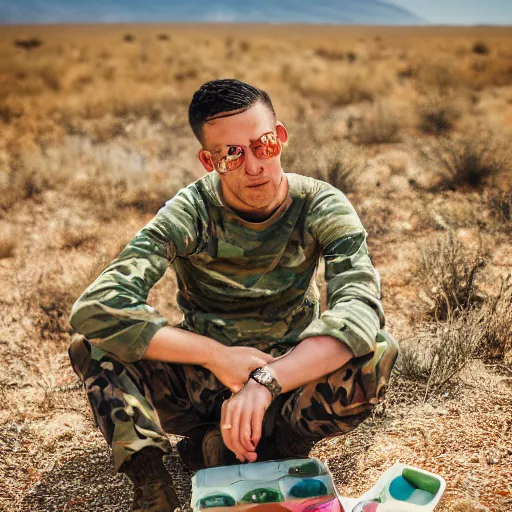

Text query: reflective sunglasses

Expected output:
[204,131,282,174]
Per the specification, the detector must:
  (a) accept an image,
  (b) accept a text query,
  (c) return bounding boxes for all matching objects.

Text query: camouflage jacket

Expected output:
[69,172,386,363]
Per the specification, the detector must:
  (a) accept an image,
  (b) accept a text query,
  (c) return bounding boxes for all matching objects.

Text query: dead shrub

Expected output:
[0,103,23,123]
[348,103,401,145]
[58,219,98,250]
[316,157,359,194]
[282,138,365,194]
[485,187,512,233]
[416,61,464,95]
[460,56,512,89]
[398,308,485,398]
[293,68,377,106]
[124,34,136,43]
[0,223,18,258]
[472,41,490,55]
[357,200,394,237]
[17,236,129,343]
[70,139,188,215]
[418,132,508,191]
[314,48,346,61]
[417,95,461,135]
[477,274,512,360]
[347,51,357,63]
[416,231,488,321]
[38,65,62,92]
[14,38,42,50]
[0,150,61,209]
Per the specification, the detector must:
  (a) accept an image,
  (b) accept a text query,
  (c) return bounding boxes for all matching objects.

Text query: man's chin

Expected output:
[241,195,273,210]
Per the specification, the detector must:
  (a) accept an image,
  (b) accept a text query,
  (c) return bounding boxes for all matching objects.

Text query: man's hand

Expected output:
[220,379,273,463]
[204,345,274,393]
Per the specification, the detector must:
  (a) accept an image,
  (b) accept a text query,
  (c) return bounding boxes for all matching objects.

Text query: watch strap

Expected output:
[249,366,282,400]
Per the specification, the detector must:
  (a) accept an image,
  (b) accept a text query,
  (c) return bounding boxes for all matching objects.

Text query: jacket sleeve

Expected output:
[68,187,204,363]
[296,184,385,359]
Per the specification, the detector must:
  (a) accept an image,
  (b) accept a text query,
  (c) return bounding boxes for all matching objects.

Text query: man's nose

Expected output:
[243,149,264,176]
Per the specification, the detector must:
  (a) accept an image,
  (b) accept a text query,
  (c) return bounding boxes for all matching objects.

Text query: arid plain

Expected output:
[0,24,511,512]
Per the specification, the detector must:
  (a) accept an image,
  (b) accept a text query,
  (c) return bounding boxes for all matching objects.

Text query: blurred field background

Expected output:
[0,23,511,512]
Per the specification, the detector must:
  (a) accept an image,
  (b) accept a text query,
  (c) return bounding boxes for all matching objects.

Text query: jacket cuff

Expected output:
[87,319,168,363]
[296,318,376,359]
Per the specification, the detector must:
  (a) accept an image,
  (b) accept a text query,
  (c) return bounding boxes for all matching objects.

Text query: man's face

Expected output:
[198,101,289,220]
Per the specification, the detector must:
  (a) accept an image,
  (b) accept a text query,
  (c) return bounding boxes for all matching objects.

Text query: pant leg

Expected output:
[68,334,229,472]
[276,329,399,441]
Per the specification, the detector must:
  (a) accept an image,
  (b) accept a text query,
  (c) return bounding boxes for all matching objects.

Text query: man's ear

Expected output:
[276,121,289,145]
[198,149,215,173]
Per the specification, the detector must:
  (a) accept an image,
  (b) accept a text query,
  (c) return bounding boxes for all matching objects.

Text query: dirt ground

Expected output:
[1,24,511,512]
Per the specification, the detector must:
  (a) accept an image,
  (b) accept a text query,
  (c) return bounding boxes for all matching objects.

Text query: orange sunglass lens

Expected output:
[253,143,280,159]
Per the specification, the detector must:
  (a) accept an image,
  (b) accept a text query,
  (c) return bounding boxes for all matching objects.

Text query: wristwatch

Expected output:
[249,366,282,400]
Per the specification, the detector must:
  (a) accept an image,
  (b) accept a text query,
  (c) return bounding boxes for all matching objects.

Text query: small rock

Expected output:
[450,499,490,512]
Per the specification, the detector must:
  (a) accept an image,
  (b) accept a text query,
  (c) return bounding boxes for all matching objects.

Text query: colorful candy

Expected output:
[197,493,236,509]
[240,487,284,504]
[289,479,328,498]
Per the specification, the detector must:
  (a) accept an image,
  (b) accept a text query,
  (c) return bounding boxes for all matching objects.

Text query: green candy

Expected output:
[288,460,324,477]
[402,468,441,495]
[197,493,236,509]
[240,487,284,503]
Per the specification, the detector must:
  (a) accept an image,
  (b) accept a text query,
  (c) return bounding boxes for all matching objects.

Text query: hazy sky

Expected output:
[1,0,512,25]
[388,0,512,25]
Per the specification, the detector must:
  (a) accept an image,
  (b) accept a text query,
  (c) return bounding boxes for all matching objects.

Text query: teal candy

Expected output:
[289,478,328,498]
[288,460,324,477]
[240,487,284,503]
[408,489,435,505]
[389,476,415,501]
[197,493,236,509]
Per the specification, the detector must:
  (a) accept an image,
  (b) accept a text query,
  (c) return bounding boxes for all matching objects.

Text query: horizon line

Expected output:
[2,20,512,28]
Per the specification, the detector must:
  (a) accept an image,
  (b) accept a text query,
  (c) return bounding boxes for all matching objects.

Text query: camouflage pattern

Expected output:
[69,172,387,363]
[69,329,399,472]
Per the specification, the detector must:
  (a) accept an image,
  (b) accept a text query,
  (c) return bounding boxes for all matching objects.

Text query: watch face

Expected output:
[260,370,272,385]
[251,367,281,399]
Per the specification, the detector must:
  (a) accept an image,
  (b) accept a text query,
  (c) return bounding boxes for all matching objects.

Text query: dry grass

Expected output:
[0,222,17,258]
[477,274,512,360]
[416,94,461,135]
[485,187,512,232]
[1,24,512,512]
[416,231,488,321]
[397,308,486,398]
[348,101,402,145]
[399,274,512,393]
[58,218,98,250]
[417,131,509,192]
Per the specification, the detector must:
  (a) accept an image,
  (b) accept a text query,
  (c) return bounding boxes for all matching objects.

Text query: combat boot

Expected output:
[177,425,239,471]
[122,447,181,511]
[272,417,318,459]
[201,426,239,467]
[131,480,181,512]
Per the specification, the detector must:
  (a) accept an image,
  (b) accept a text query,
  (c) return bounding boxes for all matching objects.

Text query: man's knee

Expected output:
[361,329,400,404]
[68,333,92,380]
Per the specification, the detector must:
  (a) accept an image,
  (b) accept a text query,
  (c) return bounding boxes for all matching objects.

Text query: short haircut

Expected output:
[188,78,276,143]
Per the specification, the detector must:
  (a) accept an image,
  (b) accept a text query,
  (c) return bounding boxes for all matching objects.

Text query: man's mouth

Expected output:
[247,181,269,188]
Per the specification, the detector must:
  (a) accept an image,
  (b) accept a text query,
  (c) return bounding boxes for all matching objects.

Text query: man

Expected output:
[68,78,399,512]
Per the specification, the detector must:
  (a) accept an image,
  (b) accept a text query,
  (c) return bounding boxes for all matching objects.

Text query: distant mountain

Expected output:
[0,0,425,25]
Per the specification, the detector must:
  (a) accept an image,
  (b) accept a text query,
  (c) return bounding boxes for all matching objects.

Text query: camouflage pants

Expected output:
[68,330,399,472]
